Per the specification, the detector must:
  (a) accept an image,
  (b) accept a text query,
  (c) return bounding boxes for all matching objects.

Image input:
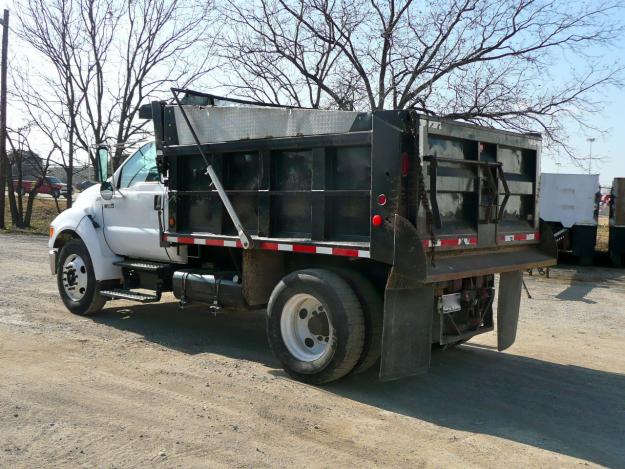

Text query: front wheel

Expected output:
[267,269,365,384]
[57,239,107,315]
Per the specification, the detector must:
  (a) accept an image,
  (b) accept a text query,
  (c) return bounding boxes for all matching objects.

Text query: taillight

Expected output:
[371,215,383,227]
[49,226,54,238]
[168,216,176,228]
[377,194,387,206]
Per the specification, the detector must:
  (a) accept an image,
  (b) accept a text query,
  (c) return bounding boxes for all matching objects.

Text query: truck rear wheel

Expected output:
[332,269,383,375]
[267,269,365,384]
[57,239,107,316]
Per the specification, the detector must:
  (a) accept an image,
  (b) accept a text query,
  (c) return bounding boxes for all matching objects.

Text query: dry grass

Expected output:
[1,196,64,236]
[596,215,609,252]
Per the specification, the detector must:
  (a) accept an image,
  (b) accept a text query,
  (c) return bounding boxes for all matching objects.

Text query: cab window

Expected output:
[118,143,159,189]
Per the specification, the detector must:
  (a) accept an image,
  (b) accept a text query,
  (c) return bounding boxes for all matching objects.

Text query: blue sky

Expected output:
[540,7,625,188]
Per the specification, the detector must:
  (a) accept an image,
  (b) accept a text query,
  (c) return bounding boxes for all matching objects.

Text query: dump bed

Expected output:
[152,94,555,282]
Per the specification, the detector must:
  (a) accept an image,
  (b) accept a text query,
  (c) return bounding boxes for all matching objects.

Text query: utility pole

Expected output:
[0,9,8,229]
[587,137,596,175]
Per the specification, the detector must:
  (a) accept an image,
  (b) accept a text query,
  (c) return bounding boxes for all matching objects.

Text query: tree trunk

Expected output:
[0,10,8,229]
[23,190,36,227]
[6,170,20,226]
[66,125,73,208]
[16,158,24,226]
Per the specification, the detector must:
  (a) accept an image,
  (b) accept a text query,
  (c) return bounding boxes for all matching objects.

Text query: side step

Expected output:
[113,259,172,272]
[100,288,161,303]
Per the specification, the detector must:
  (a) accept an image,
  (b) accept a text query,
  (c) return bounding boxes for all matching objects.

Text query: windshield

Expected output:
[46,176,62,184]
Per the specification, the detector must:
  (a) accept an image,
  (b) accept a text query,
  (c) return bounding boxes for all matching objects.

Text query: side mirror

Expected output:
[100,180,114,200]
[96,145,111,182]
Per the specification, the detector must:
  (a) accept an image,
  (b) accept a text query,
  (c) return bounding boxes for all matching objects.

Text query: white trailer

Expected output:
[539,173,600,265]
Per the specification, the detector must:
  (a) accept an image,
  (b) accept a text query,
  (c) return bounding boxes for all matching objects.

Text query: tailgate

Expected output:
[419,118,541,250]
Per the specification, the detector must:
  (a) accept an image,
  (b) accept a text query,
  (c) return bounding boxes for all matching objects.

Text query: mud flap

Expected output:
[497,270,523,351]
[379,268,435,381]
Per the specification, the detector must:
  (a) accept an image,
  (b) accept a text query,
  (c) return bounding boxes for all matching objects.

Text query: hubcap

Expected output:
[62,254,88,302]
[280,293,334,363]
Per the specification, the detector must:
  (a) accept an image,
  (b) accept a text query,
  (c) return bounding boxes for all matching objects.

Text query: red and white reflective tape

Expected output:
[421,231,540,248]
[499,232,540,243]
[164,235,371,259]
[422,236,477,248]
[164,230,540,259]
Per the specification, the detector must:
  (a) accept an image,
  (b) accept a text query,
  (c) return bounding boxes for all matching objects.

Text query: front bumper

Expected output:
[49,248,59,275]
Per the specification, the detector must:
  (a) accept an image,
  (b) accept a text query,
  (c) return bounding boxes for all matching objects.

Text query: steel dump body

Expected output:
[155,105,555,282]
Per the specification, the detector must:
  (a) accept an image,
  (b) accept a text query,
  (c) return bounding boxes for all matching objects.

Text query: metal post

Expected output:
[0,10,9,229]
[587,137,595,175]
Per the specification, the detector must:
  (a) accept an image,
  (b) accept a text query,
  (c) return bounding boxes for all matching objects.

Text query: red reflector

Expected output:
[401,152,410,177]
[377,194,387,206]
[372,214,383,227]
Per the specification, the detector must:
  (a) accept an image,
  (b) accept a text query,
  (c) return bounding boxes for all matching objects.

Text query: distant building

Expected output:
[9,149,95,188]
[9,150,44,179]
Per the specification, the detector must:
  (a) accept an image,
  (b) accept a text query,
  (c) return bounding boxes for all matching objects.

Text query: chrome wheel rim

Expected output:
[280,293,334,363]
[62,254,88,302]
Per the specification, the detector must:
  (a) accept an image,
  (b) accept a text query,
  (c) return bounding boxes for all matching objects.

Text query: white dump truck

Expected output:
[48,89,556,383]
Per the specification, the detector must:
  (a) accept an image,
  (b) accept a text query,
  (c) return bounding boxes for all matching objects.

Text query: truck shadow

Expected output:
[94,300,275,366]
[94,301,625,468]
[330,346,625,468]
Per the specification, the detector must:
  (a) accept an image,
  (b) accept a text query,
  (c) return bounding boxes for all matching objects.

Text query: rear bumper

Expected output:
[425,247,555,282]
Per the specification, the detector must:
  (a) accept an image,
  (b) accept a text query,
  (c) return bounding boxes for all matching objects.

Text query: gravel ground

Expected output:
[1,233,624,468]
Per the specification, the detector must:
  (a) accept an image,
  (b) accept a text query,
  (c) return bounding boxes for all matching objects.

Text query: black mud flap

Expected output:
[379,267,435,381]
[497,270,523,351]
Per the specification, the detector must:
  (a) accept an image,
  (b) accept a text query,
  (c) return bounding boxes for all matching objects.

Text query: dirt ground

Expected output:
[1,233,624,468]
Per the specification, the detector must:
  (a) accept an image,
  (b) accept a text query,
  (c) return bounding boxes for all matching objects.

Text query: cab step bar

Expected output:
[100,288,161,303]
[113,259,173,272]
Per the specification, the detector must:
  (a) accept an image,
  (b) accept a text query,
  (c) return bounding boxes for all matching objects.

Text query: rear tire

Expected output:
[332,269,383,375]
[267,269,365,384]
[57,239,107,316]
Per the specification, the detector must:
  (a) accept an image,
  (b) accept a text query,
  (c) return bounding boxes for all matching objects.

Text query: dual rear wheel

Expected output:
[267,269,382,384]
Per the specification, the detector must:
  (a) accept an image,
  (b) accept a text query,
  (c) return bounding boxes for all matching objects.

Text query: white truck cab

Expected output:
[49,142,185,314]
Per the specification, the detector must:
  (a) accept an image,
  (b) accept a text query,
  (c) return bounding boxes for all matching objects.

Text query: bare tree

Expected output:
[13,0,216,191]
[221,0,624,161]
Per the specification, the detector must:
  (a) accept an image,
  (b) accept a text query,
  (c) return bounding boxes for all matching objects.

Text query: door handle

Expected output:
[103,203,115,208]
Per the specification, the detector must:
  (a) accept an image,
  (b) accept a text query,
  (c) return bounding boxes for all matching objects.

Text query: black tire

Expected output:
[331,269,383,375]
[267,269,365,384]
[57,239,107,315]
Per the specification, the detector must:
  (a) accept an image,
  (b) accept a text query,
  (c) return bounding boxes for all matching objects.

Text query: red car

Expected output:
[14,176,68,198]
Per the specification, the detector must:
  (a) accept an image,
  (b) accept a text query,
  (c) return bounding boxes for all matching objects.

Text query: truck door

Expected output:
[102,143,182,262]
